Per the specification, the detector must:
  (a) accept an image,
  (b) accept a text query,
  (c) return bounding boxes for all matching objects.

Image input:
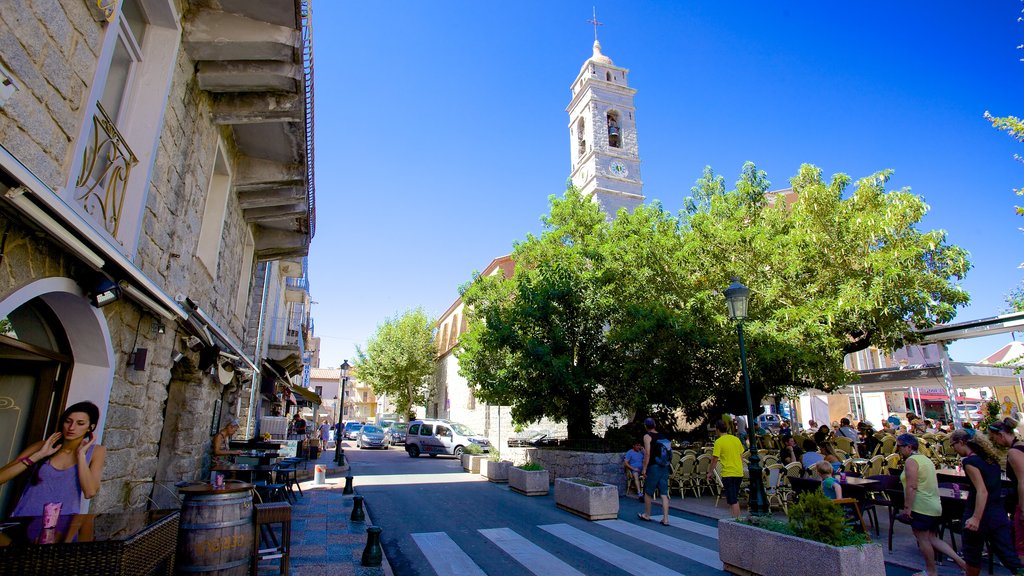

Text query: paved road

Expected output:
[343,444,925,576]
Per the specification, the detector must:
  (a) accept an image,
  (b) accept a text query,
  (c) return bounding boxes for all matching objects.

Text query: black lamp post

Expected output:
[336,359,351,465]
[724,278,770,516]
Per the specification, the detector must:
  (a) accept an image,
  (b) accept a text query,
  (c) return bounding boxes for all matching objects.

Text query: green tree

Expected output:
[355,308,436,420]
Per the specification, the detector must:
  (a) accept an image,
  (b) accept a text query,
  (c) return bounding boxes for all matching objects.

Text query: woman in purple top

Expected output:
[0,401,107,516]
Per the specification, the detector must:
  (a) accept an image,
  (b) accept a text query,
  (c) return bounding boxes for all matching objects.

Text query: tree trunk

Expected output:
[565,390,596,440]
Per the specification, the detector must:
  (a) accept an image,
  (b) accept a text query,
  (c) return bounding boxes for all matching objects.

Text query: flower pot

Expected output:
[554,478,619,521]
[508,466,549,496]
[718,519,884,576]
[480,460,511,482]
[468,455,486,474]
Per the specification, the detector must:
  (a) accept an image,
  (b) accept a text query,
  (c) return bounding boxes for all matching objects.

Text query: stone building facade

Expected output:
[0,0,315,514]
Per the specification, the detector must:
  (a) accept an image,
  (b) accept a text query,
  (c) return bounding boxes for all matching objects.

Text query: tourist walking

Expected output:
[639,418,671,525]
[708,419,744,518]
[949,428,1023,576]
[897,433,965,576]
[988,418,1024,566]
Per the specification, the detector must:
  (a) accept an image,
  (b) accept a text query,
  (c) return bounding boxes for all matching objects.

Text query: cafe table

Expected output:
[212,463,278,484]
[0,509,178,575]
[936,467,1013,489]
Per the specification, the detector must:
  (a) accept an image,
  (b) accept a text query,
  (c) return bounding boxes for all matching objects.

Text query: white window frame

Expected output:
[196,143,232,276]
[234,229,256,320]
[65,0,181,259]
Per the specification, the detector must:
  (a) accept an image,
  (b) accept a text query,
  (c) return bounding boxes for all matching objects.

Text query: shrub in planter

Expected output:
[719,492,880,576]
[461,444,484,471]
[508,463,549,496]
[480,459,511,482]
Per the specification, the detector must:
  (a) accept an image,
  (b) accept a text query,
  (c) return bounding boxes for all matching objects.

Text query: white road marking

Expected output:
[665,516,720,539]
[410,532,487,576]
[479,527,586,576]
[539,523,687,576]
[598,519,723,570]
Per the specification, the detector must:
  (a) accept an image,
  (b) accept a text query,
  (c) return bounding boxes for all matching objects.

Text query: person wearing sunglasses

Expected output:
[897,433,965,576]
[949,428,1023,576]
[988,418,1024,567]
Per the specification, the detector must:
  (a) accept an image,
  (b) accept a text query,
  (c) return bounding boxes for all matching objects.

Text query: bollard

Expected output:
[361,526,383,567]
[314,464,326,485]
[351,495,366,522]
[343,475,354,495]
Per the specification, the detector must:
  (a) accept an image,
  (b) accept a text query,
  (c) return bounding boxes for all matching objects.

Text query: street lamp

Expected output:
[336,359,351,465]
[724,278,770,516]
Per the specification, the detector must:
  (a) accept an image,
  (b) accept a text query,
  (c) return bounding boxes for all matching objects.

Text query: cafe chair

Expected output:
[669,454,698,498]
[253,479,288,503]
[884,453,902,474]
[694,453,712,495]
[275,461,303,502]
[252,501,292,576]
[833,436,854,455]
[882,488,905,551]
[765,463,789,513]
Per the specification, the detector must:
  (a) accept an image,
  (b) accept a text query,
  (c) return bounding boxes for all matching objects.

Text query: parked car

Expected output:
[343,422,363,440]
[507,431,560,447]
[357,424,390,449]
[386,422,407,445]
[754,413,782,432]
[405,419,490,458]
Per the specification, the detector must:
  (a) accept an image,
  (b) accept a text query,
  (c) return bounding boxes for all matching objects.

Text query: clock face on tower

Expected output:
[609,161,628,178]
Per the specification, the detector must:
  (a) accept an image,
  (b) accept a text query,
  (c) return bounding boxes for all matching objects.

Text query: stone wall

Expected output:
[507,447,627,495]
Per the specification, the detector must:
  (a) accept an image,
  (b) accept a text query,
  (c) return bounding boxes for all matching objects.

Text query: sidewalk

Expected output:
[255,446,392,576]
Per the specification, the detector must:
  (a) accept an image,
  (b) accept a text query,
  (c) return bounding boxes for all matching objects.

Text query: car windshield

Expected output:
[451,422,475,436]
[345,423,361,431]
[393,423,407,432]
[362,425,382,434]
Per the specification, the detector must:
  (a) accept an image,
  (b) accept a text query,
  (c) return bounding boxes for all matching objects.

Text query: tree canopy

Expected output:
[457,164,971,437]
[355,308,436,420]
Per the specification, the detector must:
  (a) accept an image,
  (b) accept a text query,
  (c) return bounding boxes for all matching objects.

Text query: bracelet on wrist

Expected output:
[19,456,35,467]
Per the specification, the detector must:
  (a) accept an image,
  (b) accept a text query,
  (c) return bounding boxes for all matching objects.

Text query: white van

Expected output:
[405,419,491,458]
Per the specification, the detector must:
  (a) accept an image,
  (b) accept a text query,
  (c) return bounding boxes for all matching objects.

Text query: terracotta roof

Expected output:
[309,367,341,379]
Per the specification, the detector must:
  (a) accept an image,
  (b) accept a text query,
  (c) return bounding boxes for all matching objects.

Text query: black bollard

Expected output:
[343,474,354,495]
[361,526,383,567]
[351,495,365,522]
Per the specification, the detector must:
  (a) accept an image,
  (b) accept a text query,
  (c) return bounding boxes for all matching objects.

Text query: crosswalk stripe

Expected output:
[597,519,723,570]
[665,516,719,540]
[539,523,687,576]
[479,527,586,576]
[410,532,487,576]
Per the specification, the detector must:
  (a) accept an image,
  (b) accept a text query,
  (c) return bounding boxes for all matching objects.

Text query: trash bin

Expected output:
[314,464,326,484]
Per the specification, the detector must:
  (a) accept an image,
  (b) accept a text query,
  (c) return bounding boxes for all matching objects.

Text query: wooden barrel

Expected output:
[175,484,253,575]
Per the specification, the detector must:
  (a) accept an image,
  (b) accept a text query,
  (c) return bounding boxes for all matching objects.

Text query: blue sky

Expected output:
[309,2,1024,370]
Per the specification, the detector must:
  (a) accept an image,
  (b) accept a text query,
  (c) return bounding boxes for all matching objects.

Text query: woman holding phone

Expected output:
[0,401,106,516]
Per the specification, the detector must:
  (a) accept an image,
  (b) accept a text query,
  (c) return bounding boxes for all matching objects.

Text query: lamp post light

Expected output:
[336,359,351,465]
[724,278,770,516]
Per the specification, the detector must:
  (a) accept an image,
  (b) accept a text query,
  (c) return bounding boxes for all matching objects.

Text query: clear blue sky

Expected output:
[309,2,1024,370]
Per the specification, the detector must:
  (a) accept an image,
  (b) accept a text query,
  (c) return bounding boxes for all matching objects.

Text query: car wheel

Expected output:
[429,453,437,457]
[453,446,464,458]
[407,444,420,458]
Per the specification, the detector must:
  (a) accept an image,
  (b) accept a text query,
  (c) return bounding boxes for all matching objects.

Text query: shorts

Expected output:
[644,464,669,498]
[722,476,742,505]
[962,511,1014,568]
[909,512,941,533]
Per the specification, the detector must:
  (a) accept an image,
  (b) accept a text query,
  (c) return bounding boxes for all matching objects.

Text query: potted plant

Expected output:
[719,491,883,575]
[480,451,511,483]
[461,443,486,473]
[554,477,619,520]
[508,462,549,496]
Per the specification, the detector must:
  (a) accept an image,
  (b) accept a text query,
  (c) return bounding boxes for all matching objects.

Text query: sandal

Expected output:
[661,518,671,526]
[637,513,652,522]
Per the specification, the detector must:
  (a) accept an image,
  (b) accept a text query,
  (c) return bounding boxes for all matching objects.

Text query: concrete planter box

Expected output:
[508,466,549,496]
[480,460,511,483]
[554,478,619,521]
[718,519,884,576]
[461,453,485,473]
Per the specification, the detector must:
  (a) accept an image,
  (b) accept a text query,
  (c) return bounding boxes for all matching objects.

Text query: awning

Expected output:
[288,383,321,405]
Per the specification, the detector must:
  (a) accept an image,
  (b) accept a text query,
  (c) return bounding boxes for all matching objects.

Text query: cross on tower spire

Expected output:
[586,7,603,42]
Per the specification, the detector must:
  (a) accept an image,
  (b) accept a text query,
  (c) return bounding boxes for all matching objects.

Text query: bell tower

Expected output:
[566,38,644,216]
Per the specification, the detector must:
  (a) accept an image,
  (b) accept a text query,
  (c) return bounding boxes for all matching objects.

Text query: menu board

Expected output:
[279,440,299,458]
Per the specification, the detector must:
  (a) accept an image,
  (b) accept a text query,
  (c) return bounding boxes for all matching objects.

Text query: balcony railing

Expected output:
[74,103,137,239]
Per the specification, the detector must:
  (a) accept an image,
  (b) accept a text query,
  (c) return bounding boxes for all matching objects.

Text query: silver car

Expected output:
[357,424,390,449]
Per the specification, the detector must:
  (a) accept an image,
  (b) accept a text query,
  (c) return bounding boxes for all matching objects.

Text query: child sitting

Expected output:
[815,460,843,500]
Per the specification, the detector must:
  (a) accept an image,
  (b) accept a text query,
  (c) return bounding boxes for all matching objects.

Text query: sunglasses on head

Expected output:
[988,423,1007,433]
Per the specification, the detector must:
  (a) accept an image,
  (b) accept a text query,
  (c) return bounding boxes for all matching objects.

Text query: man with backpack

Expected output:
[708,419,744,518]
[638,417,672,525]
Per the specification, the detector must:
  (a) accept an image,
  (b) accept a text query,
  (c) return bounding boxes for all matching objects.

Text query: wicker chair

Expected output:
[694,453,712,496]
[670,454,698,498]
[833,436,854,455]
[764,463,789,513]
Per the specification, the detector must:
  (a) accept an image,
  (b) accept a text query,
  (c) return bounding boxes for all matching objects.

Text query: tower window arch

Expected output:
[576,118,586,159]
[607,111,621,148]
[606,71,612,82]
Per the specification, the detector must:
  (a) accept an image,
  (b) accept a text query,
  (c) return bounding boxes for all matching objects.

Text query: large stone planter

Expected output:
[508,466,549,496]
[718,519,884,576]
[554,477,619,521]
[461,454,486,473]
[480,460,511,483]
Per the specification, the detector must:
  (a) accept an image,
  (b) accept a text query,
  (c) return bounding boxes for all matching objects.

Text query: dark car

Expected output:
[507,431,560,447]
[358,424,389,449]
[343,422,363,440]
[386,422,407,445]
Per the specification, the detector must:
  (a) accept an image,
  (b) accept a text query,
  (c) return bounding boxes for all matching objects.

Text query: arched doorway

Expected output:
[0,277,114,516]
